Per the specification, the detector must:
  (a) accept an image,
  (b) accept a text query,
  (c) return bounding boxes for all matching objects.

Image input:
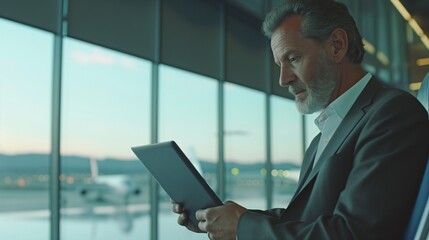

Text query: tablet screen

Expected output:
[131,141,223,226]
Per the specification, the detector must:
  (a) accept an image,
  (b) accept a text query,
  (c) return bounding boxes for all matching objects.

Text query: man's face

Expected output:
[271,16,337,114]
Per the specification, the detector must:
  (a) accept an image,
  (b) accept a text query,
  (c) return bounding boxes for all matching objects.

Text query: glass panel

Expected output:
[224,82,266,209]
[270,96,302,207]
[305,112,320,150]
[60,38,151,240]
[158,64,218,240]
[0,19,53,240]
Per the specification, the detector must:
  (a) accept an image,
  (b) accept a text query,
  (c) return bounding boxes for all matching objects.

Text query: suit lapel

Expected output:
[290,133,320,203]
[289,77,381,204]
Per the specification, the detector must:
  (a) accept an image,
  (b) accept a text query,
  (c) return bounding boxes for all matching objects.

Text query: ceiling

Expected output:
[223,0,429,87]
[226,0,429,43]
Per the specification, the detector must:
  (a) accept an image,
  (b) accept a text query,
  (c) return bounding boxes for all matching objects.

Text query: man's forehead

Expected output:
[271,15,305,43]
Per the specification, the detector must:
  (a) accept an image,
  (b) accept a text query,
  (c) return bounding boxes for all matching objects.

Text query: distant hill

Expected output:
[0,153,144,175]
[0,153,300,176]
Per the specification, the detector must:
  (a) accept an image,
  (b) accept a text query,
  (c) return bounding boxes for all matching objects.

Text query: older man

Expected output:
[173,0,429,239]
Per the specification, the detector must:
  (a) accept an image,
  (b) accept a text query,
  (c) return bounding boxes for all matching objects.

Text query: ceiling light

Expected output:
[362,39,375,54]
[409,82,422,91]
[416,58,429,66]
[376,52,390,66]
[391,0,411,20]
[409,19,424,37]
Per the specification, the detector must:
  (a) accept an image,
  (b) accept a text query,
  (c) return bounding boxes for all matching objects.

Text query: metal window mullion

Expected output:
[150,0,162,240]
[50,34,62,240]
[217,2,226,201]
[50,0,67,239]
[150,63,160,240]
[264,0,273,210]
[265,93,272,209]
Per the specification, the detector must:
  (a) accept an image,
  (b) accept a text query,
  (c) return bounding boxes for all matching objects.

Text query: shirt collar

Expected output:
[328,72,372,119]
[314,72,372,129]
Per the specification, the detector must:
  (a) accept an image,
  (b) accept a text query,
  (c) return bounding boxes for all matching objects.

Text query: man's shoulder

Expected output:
[363,84,429,123]
[374,85,421,108]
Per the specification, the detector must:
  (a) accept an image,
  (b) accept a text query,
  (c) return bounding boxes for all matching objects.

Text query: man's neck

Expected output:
[327,63,366,106]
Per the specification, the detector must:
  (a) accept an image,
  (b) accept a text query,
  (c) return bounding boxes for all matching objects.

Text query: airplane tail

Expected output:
[89,157,99,179]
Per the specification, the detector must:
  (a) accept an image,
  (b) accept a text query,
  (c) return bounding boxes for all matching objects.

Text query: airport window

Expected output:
[2,0,423,238]
[60,38,151,240]
[270,96,303,207]
[224,82,266,209]
[158,64,218,240]
[305,112,321,150]
[0,19,53,240]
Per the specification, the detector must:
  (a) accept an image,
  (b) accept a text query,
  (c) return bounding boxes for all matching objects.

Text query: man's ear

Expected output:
[328,28,348,63]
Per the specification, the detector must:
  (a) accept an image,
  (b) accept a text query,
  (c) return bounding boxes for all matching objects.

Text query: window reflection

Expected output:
[270,96,302,207]
[60,38,151,240]
[0,19,53,240]
[158,64,218,240]
[224,83,266,209]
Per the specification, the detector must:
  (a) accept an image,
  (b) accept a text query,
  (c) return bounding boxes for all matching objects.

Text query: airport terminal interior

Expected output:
[1,0,429,239]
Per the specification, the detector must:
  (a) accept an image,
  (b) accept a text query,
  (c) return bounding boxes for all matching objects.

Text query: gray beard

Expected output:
[295,56,337,114]
[296,76,336,114]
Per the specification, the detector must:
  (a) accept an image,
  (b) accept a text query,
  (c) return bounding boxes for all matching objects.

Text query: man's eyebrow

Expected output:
[275,49,298,65]
[274,52,289,67]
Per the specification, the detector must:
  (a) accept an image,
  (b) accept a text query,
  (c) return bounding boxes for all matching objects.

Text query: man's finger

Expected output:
[177,213,188,226]
[172,203,183,213]
[198,218,208,232]
[195,209,207,221]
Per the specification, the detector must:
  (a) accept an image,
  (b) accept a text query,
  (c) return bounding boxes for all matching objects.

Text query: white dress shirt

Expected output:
[313,73,372,166]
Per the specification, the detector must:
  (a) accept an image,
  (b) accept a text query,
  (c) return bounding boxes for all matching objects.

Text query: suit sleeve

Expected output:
[237,93,429,240]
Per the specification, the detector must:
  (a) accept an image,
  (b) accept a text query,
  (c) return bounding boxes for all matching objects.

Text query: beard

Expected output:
[291,54,337,114]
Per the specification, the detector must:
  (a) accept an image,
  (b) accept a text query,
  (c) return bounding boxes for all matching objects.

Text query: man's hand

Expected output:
[171,200,204,233]
[196,201,247,240]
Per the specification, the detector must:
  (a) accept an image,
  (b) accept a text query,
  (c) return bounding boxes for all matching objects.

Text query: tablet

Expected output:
[131,141,223,226]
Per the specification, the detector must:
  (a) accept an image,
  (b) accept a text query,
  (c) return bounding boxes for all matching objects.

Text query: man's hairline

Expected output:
[268,14,334,46]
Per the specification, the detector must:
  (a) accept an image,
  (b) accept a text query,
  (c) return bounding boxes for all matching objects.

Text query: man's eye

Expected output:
[289,57,298,63]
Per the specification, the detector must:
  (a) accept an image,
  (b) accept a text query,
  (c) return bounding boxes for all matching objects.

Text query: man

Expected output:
[173,0,429,239]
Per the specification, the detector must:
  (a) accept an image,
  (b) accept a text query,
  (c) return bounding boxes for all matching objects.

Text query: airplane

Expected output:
[76,158,141,204]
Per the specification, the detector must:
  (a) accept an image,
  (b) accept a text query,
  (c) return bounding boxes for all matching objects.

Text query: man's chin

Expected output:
[295,101,311,114]
[295,100,322,114]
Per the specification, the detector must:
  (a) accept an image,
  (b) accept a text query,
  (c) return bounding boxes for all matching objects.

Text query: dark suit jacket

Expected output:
[237,78,429,240]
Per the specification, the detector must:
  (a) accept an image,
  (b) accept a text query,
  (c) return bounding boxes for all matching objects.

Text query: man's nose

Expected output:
[279,65,296,87]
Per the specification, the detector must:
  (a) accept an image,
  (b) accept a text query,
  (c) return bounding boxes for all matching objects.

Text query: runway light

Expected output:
[231,168,240,175]
[282,170,290,178]
[271,169,279,177]
[66,177,75,184]
[17,178,26,188]
[260,168,267,175]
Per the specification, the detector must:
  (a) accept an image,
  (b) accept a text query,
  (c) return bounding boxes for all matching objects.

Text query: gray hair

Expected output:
[262,0,364,64]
